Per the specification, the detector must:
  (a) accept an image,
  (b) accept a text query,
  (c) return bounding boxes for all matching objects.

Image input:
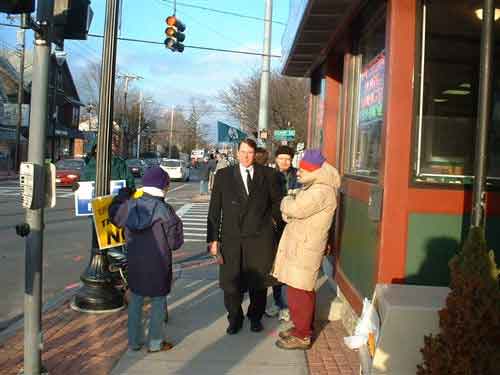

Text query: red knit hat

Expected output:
[299,149,325,172]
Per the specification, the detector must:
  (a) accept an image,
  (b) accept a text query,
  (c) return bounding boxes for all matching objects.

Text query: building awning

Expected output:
[281,0,357,77]
[63,95,85,107]
[45,122,85,139]
[0,126,27,142]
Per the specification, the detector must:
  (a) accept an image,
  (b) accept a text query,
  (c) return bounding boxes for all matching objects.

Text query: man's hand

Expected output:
[208,241,218,256]
[324,243,333,256]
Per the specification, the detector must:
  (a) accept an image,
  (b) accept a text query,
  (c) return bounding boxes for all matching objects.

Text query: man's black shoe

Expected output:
[226,320,243,335]
[250,320,264,332]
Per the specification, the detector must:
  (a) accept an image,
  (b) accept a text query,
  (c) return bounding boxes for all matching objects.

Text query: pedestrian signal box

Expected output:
[20,162,44,209]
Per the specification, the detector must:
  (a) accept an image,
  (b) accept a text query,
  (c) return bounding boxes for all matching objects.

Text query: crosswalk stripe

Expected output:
[184,233,206,237]
[182,227,206,231]
[182,218,206,222]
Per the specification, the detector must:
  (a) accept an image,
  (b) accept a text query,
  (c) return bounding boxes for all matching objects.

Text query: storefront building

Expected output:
[282,0,500,318]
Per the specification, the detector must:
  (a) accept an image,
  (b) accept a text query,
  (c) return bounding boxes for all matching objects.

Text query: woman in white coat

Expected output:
[272,149,340,350]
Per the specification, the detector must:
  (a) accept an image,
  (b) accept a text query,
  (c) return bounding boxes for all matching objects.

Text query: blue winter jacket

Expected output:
[109,191,184,297]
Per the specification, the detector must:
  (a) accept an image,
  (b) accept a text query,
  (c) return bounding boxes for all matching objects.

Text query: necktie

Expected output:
[246,169,252,195]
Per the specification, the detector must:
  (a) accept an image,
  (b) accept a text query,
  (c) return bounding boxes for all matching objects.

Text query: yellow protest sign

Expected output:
[92,195,126,250]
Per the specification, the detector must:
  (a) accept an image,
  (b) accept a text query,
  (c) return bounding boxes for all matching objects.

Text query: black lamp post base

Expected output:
[72,248,124,313]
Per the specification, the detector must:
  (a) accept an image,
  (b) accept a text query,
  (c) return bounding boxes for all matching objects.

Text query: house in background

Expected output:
[0,51,29,171]
[46,54,85,161]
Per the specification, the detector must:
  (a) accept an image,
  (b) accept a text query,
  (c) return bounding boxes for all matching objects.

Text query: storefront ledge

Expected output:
[319,258,359,333]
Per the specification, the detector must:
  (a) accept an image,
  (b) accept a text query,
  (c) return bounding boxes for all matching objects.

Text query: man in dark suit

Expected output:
[207,138,283,335]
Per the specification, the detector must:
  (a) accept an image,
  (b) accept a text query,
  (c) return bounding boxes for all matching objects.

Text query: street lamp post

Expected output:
[73,0,124,313]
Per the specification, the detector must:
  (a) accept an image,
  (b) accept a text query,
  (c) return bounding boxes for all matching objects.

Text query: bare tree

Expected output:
[218,69,309,144]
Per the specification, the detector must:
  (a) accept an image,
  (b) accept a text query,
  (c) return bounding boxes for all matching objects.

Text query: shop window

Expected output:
[414,0,500,184]
[310,70,326,149]
[345,8,386,179]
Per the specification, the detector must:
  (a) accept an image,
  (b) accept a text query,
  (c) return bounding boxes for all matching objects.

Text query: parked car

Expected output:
[55,158,85,187]
[160,159,190,182]
[126,159,146,177]
[143,158,161,168]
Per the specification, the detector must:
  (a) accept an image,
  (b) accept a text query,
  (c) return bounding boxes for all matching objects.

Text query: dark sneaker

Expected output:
[226,319,243,335]
[275,335,311,350]
[250,320,264,332]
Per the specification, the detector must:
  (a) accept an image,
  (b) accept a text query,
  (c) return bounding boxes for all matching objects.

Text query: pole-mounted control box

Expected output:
[19,162,45,209]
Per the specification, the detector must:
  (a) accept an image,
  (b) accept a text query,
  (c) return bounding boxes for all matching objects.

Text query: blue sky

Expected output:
[1,0,290,133]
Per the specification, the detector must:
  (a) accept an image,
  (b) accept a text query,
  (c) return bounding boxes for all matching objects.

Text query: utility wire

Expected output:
[88,33,281,58]
[158,0,286,25]
[0,22,281,58]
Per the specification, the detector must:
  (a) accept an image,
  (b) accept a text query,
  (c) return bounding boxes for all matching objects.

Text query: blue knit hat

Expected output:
[299,149,326,171]
[142,167,170,189]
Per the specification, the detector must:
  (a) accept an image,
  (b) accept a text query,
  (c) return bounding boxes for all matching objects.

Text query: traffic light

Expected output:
[0,0,34,14]
[164,15,186,53]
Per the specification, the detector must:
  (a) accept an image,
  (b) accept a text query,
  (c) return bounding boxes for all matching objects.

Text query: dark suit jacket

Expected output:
[207,164,283,292]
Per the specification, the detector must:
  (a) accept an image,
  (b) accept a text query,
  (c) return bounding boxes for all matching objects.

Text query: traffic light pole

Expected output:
[257,0,272,148]
[471,0,494,228]
[73,0,124,313]
[21,3,54,374]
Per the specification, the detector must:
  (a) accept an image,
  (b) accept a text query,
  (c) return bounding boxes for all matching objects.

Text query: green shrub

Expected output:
[417,227,500,375]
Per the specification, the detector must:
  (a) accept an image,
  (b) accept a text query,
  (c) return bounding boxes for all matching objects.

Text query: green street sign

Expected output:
[274,129,295,141]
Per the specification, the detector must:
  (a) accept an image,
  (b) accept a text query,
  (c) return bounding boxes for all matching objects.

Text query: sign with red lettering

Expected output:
[359,52,385,125]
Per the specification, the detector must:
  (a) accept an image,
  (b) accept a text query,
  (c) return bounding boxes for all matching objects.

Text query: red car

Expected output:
[55,159,85,187]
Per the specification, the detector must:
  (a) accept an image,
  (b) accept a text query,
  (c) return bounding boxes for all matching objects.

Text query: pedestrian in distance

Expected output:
[265,145,302,321]
[199,157,213,195]
[207,138,284,335]
[207,153,218,191]
[80,142,135,189]
[109,167,184,353]
[272,149,340,350]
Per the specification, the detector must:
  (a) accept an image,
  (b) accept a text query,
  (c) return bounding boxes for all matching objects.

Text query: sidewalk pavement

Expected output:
[0,275,359,375]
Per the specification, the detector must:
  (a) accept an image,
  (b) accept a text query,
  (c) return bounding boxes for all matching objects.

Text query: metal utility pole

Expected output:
[14,18,27,172]
[117,73,142,158]
[73,0,124,313]
[136,91,143,159]
[168,105,174,158]
[257,0,272,148]
[471,0,495,228]
[21,2,54,373]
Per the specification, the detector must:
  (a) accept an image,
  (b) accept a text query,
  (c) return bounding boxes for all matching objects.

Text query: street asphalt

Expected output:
[0,173,204,331]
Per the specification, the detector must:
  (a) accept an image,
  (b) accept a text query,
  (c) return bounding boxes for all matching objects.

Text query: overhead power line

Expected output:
[159,0,286,25]
[87,33,281,58]
[0,23,281,58]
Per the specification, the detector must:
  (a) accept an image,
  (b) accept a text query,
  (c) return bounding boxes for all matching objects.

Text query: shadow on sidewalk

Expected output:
[112,277,305,374]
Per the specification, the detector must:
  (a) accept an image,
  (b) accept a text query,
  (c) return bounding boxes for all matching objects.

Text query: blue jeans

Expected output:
[200,180,208,194]
[128,292,166,351]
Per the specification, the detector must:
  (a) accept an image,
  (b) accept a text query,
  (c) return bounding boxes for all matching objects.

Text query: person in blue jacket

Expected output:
[109,167,183,353]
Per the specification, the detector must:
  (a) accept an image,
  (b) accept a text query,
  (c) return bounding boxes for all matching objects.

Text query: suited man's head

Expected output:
[238,139,257,168]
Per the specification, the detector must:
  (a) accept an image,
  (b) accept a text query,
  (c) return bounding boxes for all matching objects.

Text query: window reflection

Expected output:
[415,0,500,184]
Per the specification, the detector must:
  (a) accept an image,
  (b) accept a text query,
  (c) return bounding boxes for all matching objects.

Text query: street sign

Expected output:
[92,195,126,249]
[274,129,296,141]
[74,180,126,216]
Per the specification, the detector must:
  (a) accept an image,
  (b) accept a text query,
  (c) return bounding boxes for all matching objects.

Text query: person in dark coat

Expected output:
[109,167,183,352]
[207,138,284,335]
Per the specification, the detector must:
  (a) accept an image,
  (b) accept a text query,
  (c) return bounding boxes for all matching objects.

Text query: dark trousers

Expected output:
[224,289,267,324]
[288,285,316,339]
[272,284,287,309]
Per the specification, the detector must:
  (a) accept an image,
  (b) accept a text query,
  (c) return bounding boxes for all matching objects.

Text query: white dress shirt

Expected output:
[239,164,254,195]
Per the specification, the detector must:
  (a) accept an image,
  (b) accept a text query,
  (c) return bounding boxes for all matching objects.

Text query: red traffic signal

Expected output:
[166,15,185,32]
[164,15,186,53]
